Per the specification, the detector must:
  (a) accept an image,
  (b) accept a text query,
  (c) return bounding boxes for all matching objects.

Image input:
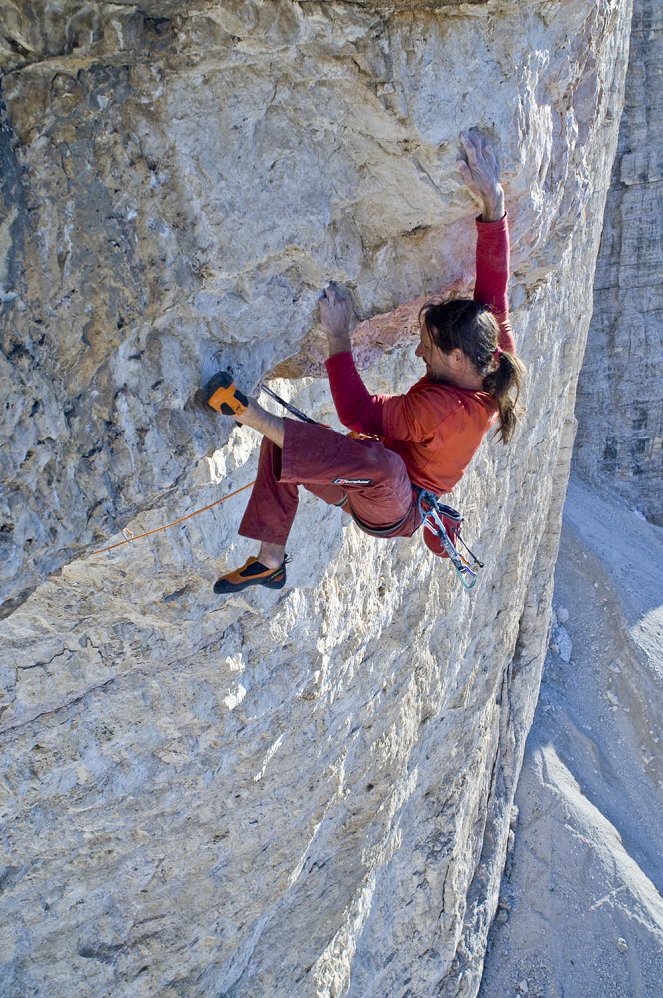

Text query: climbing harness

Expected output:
[415,489,484,590]
[347,505,411,538]
[92,480,256,555]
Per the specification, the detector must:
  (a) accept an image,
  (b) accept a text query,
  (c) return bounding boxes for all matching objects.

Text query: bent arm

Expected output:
[320,283,391,434]
[325,351,387,435]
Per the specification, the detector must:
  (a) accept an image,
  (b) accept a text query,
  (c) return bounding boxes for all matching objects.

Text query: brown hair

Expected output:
[419,298,526,444]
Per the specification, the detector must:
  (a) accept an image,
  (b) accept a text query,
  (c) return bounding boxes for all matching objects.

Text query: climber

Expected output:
[208,129,526,594]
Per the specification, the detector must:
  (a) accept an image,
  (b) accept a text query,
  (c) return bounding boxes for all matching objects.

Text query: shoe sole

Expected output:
[213,573,286,595]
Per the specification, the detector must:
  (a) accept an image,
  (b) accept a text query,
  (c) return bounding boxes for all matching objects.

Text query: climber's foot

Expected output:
[205,371,250,416]
[213,556,289,595]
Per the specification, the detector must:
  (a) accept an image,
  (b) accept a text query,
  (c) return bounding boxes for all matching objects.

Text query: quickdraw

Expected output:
[259,384,319,425]
[416,489,484,590]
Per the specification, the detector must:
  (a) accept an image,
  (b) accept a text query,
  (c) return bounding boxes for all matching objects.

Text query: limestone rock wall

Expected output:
[573,0,662,524]
[0,2,631,995]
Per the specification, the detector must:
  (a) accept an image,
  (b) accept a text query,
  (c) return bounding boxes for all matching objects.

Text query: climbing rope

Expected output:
[92,480,256,556]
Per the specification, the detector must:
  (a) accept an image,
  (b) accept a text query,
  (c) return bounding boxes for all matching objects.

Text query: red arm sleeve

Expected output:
[325,351,387,435]
[474,213,516,354]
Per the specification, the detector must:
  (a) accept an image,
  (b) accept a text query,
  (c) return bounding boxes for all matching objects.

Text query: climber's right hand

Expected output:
[319,283,352,356]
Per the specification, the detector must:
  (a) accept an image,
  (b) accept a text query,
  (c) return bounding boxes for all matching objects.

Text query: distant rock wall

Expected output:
[0,2,631,996]
[479,479,663,998]
[573,0,662,524]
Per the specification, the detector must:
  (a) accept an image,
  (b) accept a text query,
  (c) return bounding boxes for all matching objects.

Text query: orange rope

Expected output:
[93,480,256,556]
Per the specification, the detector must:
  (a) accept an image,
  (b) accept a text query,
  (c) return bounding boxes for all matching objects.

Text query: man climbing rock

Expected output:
[207,129,525,594]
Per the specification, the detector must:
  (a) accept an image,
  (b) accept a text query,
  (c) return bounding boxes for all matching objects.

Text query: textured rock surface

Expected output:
[0,1,631,995]
[573,0,663,524]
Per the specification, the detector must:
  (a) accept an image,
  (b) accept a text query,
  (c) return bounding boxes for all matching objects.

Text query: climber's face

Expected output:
[415,322,435,373]
[416,323,461,382]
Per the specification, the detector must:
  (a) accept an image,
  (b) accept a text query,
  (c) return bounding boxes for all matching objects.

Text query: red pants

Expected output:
[239,419,422,547]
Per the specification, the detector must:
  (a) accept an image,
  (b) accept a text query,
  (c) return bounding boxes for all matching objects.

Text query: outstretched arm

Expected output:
[458,131,515,354]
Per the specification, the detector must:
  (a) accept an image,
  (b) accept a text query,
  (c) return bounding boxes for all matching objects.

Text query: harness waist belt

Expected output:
[348,484,423,538]
[348,506,413,538]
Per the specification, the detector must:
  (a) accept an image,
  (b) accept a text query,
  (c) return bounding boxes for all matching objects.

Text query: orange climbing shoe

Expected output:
[213,556,289,595]
[205,371,250,416]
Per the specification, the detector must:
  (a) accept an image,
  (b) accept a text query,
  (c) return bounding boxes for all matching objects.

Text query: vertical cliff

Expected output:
[573,0,662,523]
[0,2,631,995]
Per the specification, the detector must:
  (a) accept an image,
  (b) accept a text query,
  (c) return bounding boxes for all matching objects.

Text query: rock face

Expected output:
[573,0,663,524]
[0,2,631,996]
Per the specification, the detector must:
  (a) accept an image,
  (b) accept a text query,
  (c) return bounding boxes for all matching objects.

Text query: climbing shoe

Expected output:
[205,371,250,416]
[213,556,289,595]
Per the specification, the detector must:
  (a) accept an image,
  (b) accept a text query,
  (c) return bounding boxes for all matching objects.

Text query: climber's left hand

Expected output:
[457,129,505,222]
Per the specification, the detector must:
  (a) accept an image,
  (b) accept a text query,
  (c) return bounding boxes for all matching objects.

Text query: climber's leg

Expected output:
[236,425,362,550]
[214,429,347,594]
[238,436,299,550]
[211,387,417,594]
[278,419,416,532]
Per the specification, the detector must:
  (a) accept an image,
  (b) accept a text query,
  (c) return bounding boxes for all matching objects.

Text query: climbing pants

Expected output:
[239,419,422,547]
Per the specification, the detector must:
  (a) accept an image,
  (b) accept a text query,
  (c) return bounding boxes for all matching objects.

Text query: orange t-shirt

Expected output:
[381,378,498,492]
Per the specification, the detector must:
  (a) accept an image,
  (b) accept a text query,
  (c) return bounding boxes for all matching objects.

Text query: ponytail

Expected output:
[482,350,526,444]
